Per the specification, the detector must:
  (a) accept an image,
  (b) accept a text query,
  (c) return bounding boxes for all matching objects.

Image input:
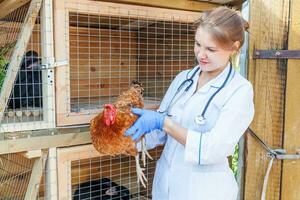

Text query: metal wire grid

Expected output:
[0,152,50,200]
[0,153,35,199]
[70,147,163,200]
[65,3,196,115]
[0,2,44,125]
[0,0,55,134]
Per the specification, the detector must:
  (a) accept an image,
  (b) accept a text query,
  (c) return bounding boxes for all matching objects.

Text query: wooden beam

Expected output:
[41,0,56,128]
[0,0,31,19]
[0,132,91,154]
[24,151,47,200]
[0,0,42,123]
[281,0,300,199]
[194,0,238,4]
[56,144,104,199]
[245,0,289,199]
[45,148,58,200]
[22,149,42,159]
[99,0,217,11]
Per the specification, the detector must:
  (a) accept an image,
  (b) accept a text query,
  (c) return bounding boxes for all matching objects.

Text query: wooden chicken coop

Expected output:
[0,0,299,200]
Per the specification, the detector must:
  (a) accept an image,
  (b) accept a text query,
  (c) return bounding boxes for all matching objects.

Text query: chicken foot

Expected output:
[141,137,153,167]
[135,154,147,188]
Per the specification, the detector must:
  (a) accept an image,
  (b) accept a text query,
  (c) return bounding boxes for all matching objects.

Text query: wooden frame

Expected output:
[57,143,162,200]
[0,0,42,125]
[24,151,47,200]
[0,0,56,133]
[281,0,300,198]
[57,144,101,200]
[54,0,200,126]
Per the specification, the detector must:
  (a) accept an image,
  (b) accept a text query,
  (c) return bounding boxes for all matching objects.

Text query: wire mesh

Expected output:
[0,153,35,199]
[0,2,43,124]
[63,2,196,120]
[70,146,163,200]
[0,0,55,133]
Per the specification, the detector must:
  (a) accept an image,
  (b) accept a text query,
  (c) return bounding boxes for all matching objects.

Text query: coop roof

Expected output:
[0,0,245,20]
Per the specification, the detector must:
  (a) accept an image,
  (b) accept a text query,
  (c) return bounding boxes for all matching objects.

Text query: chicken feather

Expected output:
[90,81,149,187]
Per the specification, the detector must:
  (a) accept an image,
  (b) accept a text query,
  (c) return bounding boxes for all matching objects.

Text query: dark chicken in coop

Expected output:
[7,50,43,109]
[73,178,132,200]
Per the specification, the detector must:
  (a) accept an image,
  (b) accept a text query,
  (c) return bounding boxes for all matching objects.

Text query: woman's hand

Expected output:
[125,108,165,141]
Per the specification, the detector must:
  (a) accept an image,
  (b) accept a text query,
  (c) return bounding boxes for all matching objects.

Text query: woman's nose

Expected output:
[196,49,207,59]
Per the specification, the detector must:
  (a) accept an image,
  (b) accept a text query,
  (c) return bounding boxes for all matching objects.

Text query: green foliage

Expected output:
[231,145,239,177]
[230,55,241,177]
[0,43,14,89]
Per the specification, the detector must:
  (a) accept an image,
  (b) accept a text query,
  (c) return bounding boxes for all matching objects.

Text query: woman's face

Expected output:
[194,27,237,74]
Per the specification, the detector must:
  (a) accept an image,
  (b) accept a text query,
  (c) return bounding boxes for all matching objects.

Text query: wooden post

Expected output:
[281,0,300,199]
[24,151,47,200]
[41,0,55,128]
[45,148,58,200]
[246,0,289,199]
[0,0,43,123]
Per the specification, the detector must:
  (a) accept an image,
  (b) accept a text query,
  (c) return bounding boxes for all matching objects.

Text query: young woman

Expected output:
[125,6,254,200]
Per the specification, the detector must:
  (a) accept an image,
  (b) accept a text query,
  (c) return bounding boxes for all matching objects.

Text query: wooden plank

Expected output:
[41,0,56,128]
[45,148,58,200]
[0,0,42,123]
[22,149,42,159]
[0,0,31,19]
[281,0,300,199]
[103,0,217,11]
[0,132,91,154]
[24,151,47,200]
[66,0,200,23]
[54,0,70,126]
[245,0,290,200]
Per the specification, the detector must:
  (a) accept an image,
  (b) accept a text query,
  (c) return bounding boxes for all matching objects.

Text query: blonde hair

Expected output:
[193,6,249,50]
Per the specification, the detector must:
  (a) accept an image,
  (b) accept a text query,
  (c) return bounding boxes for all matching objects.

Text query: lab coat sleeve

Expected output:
[184,82,255,165]
[136,70,188,151]
[136,129,167,151]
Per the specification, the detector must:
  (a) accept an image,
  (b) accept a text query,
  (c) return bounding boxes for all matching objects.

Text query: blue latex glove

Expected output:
[125,108,165,141]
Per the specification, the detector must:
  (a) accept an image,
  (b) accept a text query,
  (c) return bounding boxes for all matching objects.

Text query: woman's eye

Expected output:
[208,48,216,52]
[195,42,200,47]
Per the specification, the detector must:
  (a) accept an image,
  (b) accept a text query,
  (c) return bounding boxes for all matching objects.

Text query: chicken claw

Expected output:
[135,154,147,188]
[141,137,153,167]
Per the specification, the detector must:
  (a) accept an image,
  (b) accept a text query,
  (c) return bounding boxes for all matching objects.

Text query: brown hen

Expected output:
[90,81,150,187]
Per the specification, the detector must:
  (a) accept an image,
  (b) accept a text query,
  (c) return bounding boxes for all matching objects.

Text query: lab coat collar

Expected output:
[199,62,233,89]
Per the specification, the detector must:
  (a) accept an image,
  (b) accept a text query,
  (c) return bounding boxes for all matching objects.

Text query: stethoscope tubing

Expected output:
[160,62,234,122]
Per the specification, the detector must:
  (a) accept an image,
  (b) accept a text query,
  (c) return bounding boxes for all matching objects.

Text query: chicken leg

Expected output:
[141,137,153,167]
[135,154,147,188]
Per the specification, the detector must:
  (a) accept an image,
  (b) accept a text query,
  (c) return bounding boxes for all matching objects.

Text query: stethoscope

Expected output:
[159,62,234,126]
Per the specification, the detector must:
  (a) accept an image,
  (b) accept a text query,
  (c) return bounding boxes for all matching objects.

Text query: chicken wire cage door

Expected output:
[54,0,199,126]
[0,0,55,133]
[57,144,163,199]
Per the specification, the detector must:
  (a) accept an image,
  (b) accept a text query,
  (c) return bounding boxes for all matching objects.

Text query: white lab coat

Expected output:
[143,63,255,200]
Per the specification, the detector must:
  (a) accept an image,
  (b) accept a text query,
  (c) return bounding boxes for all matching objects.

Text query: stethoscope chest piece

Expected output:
[194,115,206,125]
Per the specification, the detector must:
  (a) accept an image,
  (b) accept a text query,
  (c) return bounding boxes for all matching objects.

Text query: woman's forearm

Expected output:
[162,117,188,145]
